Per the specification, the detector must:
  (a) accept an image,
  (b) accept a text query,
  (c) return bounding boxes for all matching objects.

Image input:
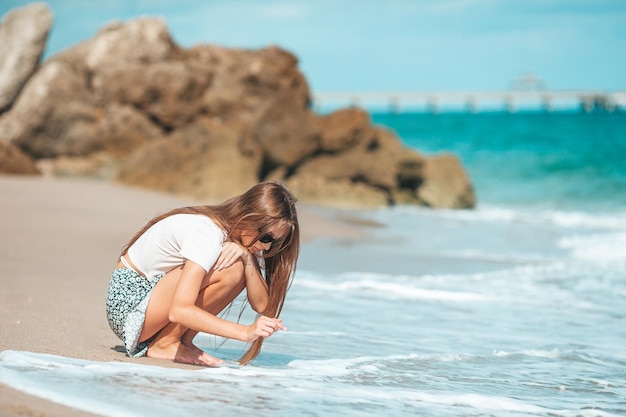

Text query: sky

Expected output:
[1,0,625,93]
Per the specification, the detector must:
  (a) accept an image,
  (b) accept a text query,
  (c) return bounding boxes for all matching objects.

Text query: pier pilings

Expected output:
[313,90,625,113]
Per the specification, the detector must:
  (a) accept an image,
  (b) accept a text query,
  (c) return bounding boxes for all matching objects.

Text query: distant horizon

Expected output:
[2,0,625,93]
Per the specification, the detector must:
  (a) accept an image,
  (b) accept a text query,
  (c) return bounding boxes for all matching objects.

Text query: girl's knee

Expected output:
[208,261,245,289]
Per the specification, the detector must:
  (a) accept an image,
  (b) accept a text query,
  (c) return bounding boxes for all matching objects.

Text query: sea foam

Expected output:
[379,204,626,231]
[559,232,626,266]
[295,277,491,301]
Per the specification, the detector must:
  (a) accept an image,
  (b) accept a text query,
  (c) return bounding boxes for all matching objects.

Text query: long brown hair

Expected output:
[121,181,300,365]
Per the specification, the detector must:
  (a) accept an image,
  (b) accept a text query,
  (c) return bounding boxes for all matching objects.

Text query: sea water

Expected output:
[1,112,625,416]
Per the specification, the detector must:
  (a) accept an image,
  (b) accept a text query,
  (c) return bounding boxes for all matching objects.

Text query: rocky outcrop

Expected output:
[0,3,53,113]
[0,9,475,209]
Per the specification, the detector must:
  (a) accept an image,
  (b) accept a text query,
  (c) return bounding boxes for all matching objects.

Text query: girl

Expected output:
[106,181,300,366]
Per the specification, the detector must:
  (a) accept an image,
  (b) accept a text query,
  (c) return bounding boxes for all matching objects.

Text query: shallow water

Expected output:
[1,112,624,416]
[1,203,625,417]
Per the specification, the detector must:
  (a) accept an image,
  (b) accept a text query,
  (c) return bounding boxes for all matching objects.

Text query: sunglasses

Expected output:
[258,233,277,244]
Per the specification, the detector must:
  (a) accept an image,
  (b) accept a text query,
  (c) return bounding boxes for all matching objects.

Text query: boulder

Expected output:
[251,89,320,168]
[284,172,389,209]
[416,154,476,209]
[0,62,165,158]
[38,152,117,179]
[190,45,317,167]
[94,104,165,156]
[292,123,422,194]
[315,107,371,153]
[0,142,40,174]
[0,61,100,157]
[84,18,178,71]
[292,118,425,205]
[0,3,53,113]
[92,61,211,129]
[117,119,261,201]
[0,17,179,156]
[192,45,311,124]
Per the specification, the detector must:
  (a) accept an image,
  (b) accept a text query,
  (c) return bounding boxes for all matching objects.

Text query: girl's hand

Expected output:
[214,241,251,271]
[245,316,287,342]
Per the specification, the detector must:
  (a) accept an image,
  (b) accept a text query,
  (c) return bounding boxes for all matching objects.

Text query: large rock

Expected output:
[416,154,476,209]
[289,110,429,206]
[0,62,90,151]
[0,61,100,157]
[189,45,317,167]
[191,45,311,124]
[117,119,260,201]
[0,3,53,113]
[92,61,211,129]
[251,89,320,168]
[295,124,411,189]
[315,108,371,153]
[284,173,389,209]
[0,11,476,209]
[0,61,165,158]
[94,103,165,156]
[85,18,178,70]
[0,141,40,174]
[0,17,176,156]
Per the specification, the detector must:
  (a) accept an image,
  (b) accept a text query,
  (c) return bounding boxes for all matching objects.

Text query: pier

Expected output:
[312,90,626,113]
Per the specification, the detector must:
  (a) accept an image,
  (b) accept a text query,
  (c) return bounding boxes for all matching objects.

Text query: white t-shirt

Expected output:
[126,214,226,281]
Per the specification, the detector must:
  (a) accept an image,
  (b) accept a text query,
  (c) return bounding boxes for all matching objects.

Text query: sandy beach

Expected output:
[0,175,368,417]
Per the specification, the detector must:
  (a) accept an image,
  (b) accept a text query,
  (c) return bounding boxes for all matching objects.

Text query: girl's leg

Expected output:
[141,261,246,365]
[181,276,246,348]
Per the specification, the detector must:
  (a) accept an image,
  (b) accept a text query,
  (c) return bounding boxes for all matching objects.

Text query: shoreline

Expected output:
[0,175,371,417]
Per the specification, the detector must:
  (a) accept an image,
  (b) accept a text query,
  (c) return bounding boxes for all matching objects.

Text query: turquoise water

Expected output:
[1,112,625,416]
[373,112,626,211]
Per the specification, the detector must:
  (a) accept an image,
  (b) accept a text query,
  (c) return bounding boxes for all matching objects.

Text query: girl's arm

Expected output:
[241,255,270,314]
[215,242,270,314]
[168,260,277,341]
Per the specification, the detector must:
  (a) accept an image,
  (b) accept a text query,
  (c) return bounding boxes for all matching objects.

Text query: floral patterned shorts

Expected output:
[105,268,163,357]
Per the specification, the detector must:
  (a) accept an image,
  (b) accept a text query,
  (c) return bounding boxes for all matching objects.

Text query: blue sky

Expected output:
[2,0,625,92]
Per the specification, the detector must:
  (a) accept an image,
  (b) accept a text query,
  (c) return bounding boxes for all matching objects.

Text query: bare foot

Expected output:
[147,339,223,366]
[181,337,224,366]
